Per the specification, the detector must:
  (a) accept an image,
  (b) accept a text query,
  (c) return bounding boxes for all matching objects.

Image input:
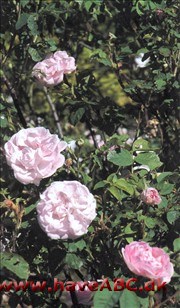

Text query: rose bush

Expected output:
[141,188,162,205]
[36,180,97,239]
[4,127,67,185]
[1,1,179,307]
[32,51,76,86]
[122,241,174,284]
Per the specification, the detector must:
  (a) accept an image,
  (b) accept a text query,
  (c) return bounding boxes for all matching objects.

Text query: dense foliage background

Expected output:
[0,0,179,307]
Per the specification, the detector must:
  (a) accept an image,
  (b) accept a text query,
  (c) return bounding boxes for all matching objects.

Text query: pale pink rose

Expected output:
[122,241,174,284]
[61,283,94,306]
[141,187,162,205]
[37,181,97,239]
[4,127,67,185]
[32,51,76,86]
[53,51,76,74]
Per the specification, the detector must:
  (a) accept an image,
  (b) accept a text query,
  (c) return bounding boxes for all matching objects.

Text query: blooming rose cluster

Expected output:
[141,187,162,205]
[4,127,67,185]
[122,241,174,284]
[3,50,174,290]
[37,181,96,239]
[32,51,76,86]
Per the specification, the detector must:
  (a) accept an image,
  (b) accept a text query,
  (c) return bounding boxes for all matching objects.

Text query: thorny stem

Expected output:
[2,72,27,128]
[43,86,63,139]
[85,117,98,149]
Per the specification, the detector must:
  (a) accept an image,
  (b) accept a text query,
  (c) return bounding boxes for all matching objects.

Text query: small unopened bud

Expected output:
[65,158,73,168]
[156,9,164,19]
[76,138,84,147]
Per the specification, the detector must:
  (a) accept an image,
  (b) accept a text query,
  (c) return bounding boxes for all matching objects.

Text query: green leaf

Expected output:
[172,81,179,89]
[24,203,36,215]
[67,243,78,253]
[163,99,174,105]
[70,108,85,125]
[109,134,129,145]
[81,172,92,184]
[138,296,149,308]
[65,240,86,252]
[119,289,141,308]
[107,173,117,183]
[114,179,134,195]
[157,172,173,183]
[93,281,121,308]
[149,1,158,10]
[75,239,86,251]
[107,149,133,167]
[27,14,39,36]
[158,196,168,209]
[135,2,143,15]
[144,217,157,228]
[65,253,83,270]
[160,183,174,195]
[47,39,57,52]
[159,47,171,57]
[94,181,107,190]
[20,221,29,229]
[137,48,149,54]
[0,115,8,128]
[28,47,42,61]
[84,0,92,11]
[124,223,135,235]
[121,46,132,54]
[173,238,180,252]
[135,152,162,170]
[167,211,179,224]
[133,138,150,151]
[1,252,30,279]
[155,79,166,90]
[108,186,122,201]
[126,237,134,243]
[99,58,112,67]
[0,103,5,111]
[15,13,29,30]
[20,0,30,7]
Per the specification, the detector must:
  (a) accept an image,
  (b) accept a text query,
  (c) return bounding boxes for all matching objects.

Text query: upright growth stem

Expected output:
[43,86,63,139]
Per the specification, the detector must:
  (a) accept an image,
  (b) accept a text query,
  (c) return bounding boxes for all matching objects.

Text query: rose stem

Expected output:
[43,86,63,139]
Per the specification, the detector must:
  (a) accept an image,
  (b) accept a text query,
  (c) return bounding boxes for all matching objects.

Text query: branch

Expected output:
[63,268,81,308]
[85,118,98,149]
[43,86,63,139]
[2,72,27,128]
[154,290,180,308]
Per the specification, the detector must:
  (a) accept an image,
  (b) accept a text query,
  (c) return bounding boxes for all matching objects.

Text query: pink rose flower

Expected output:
[4,127,67,185]
[141,187,162,205]
[32,51,76,86]
[61,283,94,306]
[37,181,97,239]
[122,241,174,284]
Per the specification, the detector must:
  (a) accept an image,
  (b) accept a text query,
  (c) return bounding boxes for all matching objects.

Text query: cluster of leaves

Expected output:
[0,0,179,307]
